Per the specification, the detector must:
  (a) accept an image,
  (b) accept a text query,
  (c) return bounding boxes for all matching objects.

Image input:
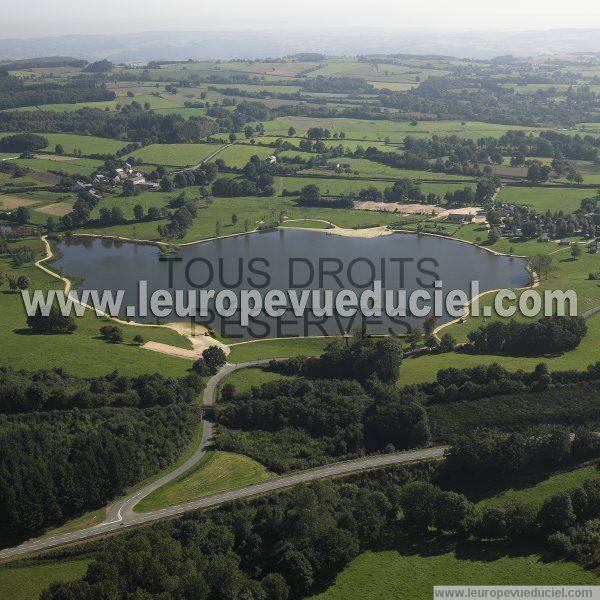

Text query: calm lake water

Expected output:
[54,230,529,340]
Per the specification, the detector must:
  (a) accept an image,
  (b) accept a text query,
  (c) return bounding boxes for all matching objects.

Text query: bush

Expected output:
[99,325,123,343]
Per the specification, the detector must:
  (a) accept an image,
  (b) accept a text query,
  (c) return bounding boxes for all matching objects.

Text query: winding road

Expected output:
[0,360,447,561]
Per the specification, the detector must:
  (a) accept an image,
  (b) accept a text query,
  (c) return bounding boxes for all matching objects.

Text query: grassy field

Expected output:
[128,142,225,166]
[329,158,476,182]
[134,451,273,512]
[497,185,596,213]
[219,365,293,394]
[19,133,127,156]
[478,464,600,509]
[260,118,543,142]
[0,558,91,600]
[313,548,599,600]
[15,156,103,176]
[227,336,335,362]
[0,238,194,376]
[83,192,408,243]
[280,218,332,229]
[216,144,274,168]
[279,175,466,197]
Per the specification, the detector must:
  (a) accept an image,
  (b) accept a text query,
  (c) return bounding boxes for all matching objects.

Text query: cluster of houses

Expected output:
[95,163,159,190]
[72,163,160,198]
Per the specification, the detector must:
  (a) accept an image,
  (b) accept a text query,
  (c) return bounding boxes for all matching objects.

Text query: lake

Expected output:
[54,230,530,340]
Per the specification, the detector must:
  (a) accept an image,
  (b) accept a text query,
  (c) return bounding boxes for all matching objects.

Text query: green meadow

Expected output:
[129,142,226,166]
[497,185,596,213]
[134,451,273,512]
[0,558,91,600]
[260,117,543,142]
[314,549,598,600]
[478,464,600,509]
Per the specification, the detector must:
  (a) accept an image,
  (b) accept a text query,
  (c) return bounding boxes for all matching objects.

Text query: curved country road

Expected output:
[103,360,272,525]
[0,360,447,561]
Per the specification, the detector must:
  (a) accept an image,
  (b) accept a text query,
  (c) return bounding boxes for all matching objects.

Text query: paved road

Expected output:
[103,360,272,524]
[0,445,446,560]
[0,359,447,560]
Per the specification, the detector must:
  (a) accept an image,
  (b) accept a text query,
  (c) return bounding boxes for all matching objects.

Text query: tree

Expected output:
[298,184,320,206]
[99,326,123,343]
[202,346,227,374]
[538,492,576,534]
[122,179,136,197]
[571,243,582,259]
[133,204,145,221]
[423,314,437,337]
[215,221,222,237]
[133,334,144,345]
[527,160,551,183]
[46,217,56,233]
[287,127,296,137]
[14,206,30,225]
[16,275,30,290]
[192,358,210,376]
[406,327,423,351]
[231,213,238,225]
[55,144,64,155]
[439,333,456,352]
[527,254,554,280]
[147,206,161,220]
[261,573,290,600]
[398,482,441,532]
[434,491,473,534]
[220,383,236,402]
[488,227,501,244]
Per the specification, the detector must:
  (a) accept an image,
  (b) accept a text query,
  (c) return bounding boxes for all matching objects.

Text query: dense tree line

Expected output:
[427,380,600,440]
[416,361,600,405]
[465,316,587,356]
[0,403,199,539]
[0,105,218,145]
[0,72,115,110]
[216,373,429,473]
[0,366,203,414]
[377,75,600,126]
[439,426,575,488]
[272,334,403,384]
[0,132,48,152]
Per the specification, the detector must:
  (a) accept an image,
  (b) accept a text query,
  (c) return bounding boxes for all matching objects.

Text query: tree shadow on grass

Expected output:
[13,328,75,336]
[389,532,554,565]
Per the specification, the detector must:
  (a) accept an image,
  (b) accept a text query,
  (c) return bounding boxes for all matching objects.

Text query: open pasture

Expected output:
[129,142,225,166]
[260,117,544,142]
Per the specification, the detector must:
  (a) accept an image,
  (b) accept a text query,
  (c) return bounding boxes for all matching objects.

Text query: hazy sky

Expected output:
[2,0,600,37]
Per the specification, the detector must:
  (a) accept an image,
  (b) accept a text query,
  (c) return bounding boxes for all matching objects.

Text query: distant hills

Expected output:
[1,28,600,62]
